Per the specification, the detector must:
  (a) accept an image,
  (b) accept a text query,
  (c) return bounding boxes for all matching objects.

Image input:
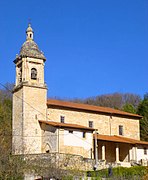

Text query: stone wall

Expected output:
[41,123,57,153]
[13,84,47,155]
[12,88,23,154]
[24,153,96,171]
[47,107,140,140]
[23,85,47,154]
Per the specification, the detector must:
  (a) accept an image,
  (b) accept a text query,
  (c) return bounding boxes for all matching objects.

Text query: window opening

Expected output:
[31,68,37,80]
[89,121,93,128]
[83,132,86,138]
[18,67,22,83]
[69,130,73,134]
[119,125,123,136]
[144,148,147,155]
[60,116,65,123]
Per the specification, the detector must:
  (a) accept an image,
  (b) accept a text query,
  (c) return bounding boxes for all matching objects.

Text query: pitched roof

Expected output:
[94,134,148,145]
[47,99,142,119]
[39,120,95,131]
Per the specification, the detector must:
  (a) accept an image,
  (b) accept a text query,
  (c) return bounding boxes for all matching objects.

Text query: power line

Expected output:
[0,82,51,122]
[0,82,95,157]
[0,82,95,136]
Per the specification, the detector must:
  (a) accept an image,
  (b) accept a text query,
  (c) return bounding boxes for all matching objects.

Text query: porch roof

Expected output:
[39,120,95,131]
[94,134,148,145]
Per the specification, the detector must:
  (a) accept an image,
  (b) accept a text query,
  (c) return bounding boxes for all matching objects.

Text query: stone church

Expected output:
[12,24,148,167]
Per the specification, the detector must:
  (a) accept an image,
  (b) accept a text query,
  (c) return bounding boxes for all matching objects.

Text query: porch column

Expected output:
[131,146,135,160]
[129,147,133,161]
[134,146,137,162]
[102,144,105,160]
[116,144,120,162]
[131,146,137,161]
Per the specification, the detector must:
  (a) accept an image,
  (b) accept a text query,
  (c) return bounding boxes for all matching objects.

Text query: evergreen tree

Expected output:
[122,103,136,114]
[137,93,148,141]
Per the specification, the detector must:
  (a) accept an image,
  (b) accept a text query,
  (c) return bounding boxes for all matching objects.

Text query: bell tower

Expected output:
[12,24,47,154]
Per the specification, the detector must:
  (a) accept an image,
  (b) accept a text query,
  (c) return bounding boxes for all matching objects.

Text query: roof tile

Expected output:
[47,99,142,119]
[39,120,95,131]
[94,134,148,145]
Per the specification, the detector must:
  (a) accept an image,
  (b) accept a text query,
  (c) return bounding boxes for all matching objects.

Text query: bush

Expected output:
[87,166,148,179]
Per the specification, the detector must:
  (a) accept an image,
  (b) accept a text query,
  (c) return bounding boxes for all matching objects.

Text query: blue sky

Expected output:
[0,0,148,99]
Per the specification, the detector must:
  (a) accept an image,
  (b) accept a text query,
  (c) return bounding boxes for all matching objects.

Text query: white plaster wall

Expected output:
[64,130,92,151]
[137,146,148,161]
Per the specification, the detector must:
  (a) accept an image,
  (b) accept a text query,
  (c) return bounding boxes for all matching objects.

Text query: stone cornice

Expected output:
[12,81,47,93]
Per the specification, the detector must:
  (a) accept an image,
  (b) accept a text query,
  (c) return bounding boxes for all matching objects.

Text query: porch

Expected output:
[94,134,141,167]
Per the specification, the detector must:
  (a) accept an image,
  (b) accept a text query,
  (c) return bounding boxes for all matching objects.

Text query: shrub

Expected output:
[87,166,148,179]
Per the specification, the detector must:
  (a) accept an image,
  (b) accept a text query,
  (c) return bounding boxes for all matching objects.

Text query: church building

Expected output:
[12,24,148,168]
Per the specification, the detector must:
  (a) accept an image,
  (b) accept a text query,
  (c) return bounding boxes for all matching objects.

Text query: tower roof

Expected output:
[17,24,46,61]
[26,23,33,33]
[19,40,46,60]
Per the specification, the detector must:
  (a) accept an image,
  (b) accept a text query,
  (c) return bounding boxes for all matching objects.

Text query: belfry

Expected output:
[12,24,47,154]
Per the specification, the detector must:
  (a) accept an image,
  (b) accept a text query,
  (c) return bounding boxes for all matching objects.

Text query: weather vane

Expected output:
[28,18,31,26]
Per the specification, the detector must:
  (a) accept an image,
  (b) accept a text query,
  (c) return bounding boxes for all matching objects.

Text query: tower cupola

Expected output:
[16,23,46,61]
[12,23,47,155]
[26,23,34,41]
[13,24,46,87]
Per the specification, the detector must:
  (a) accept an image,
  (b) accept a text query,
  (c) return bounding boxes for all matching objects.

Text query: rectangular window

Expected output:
[89,121,93,128]
[60,116,65,123]
[144,148,147,155]
[119,125,123,136]
[82,132,86,138]
[69,130,73,134]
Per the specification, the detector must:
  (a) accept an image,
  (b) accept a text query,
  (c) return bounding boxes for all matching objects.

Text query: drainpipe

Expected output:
[94,129,98,169]
[109,114,112,136]
[57,128,60,153]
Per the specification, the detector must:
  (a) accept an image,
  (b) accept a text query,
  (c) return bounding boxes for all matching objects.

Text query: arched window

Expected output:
[31,68,37,80]
[18,68,22,83]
